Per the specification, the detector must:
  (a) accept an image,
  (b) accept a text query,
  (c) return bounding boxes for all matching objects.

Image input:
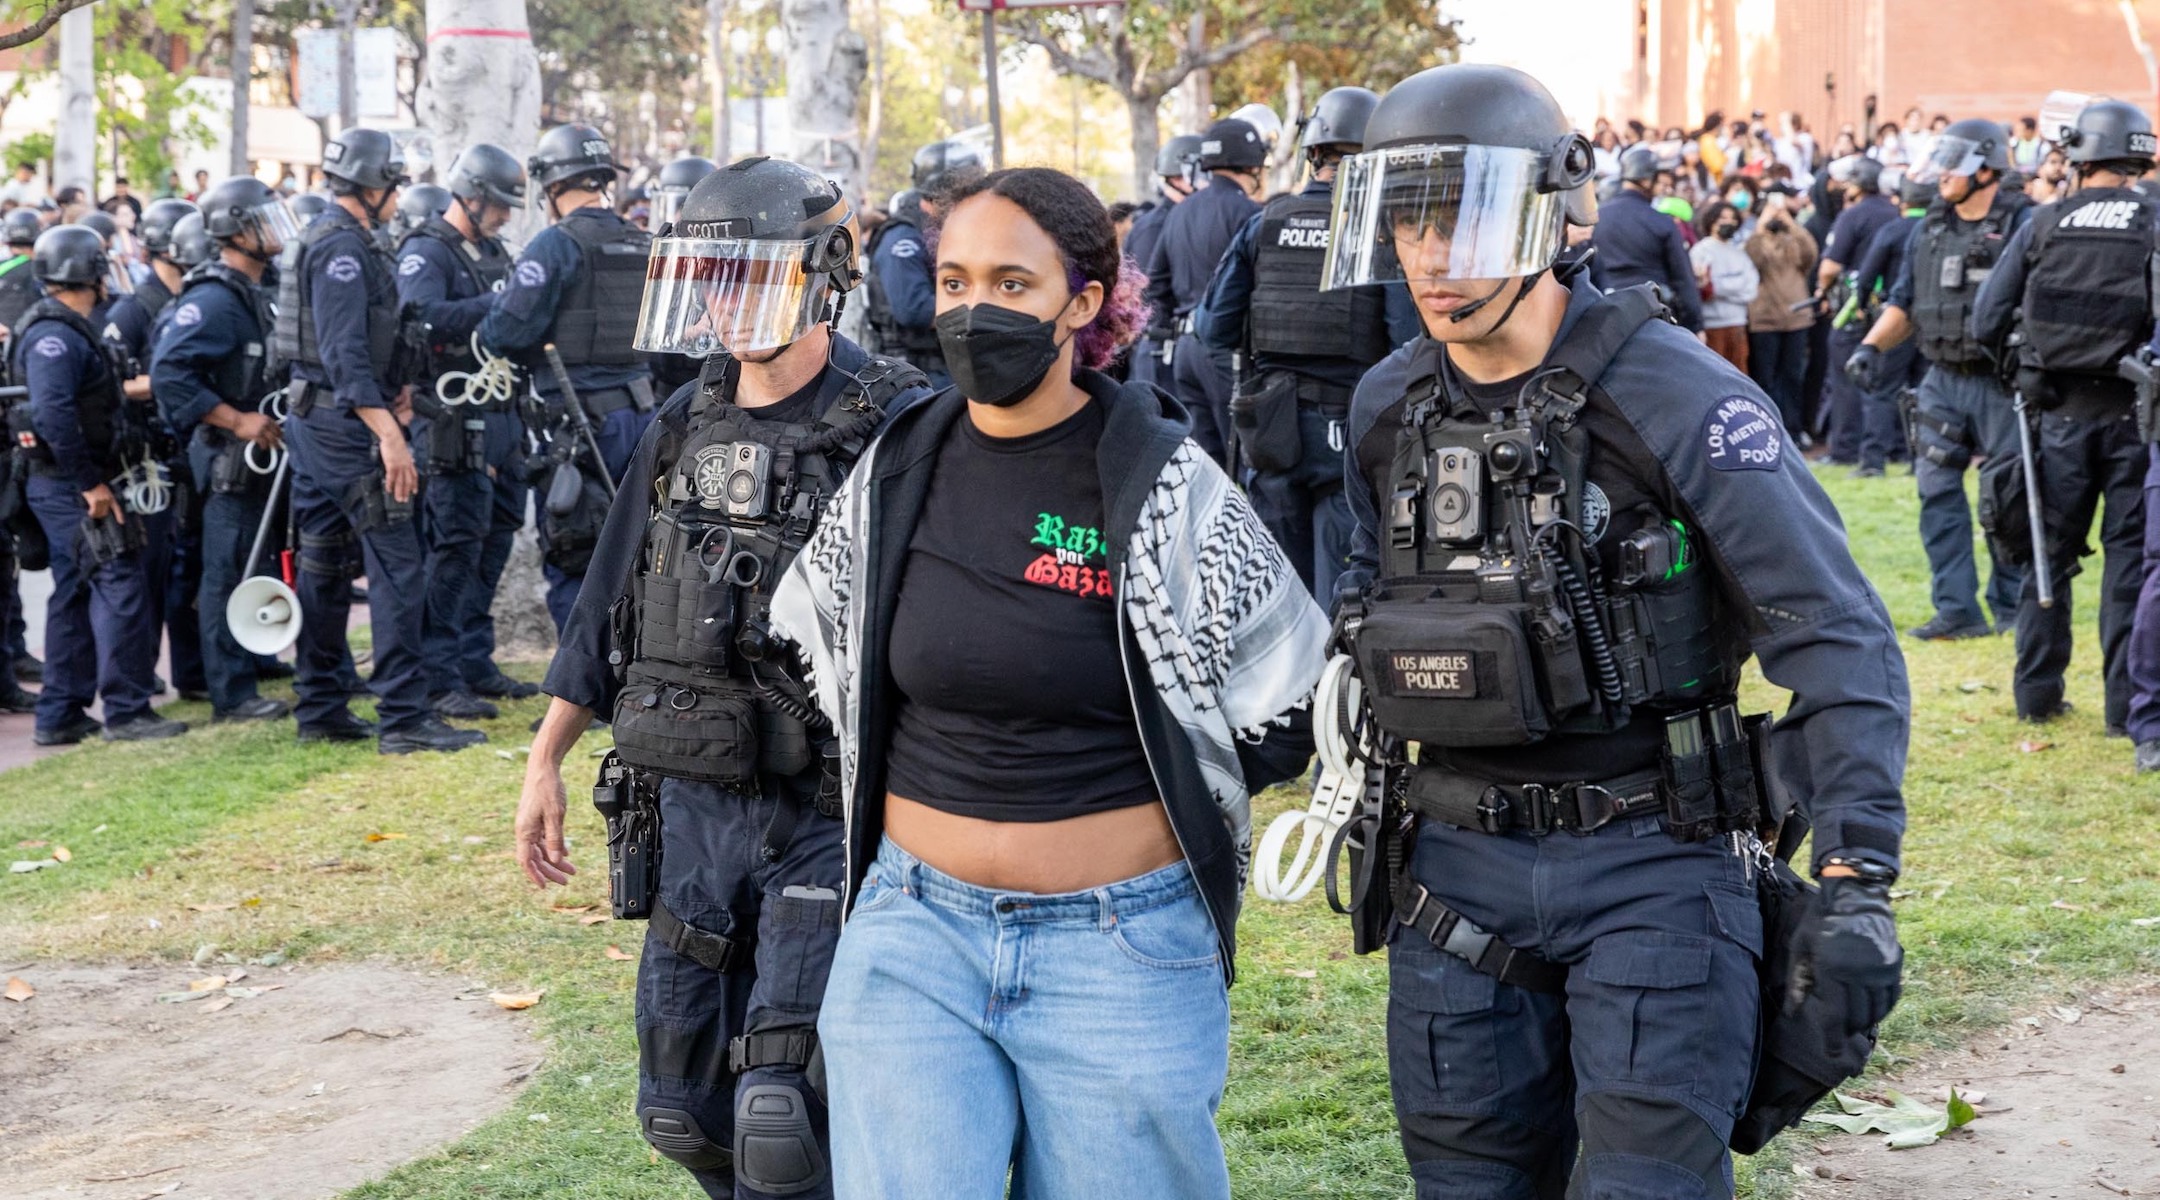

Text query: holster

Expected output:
[78,508,145,566]
[1896,387,1921,458]
[426,414,489,474]
[1327,763,1400,957]
[288,379,318,419]
[593,750,661,921]
[342,469,415,534]
[1228,369,1302,474]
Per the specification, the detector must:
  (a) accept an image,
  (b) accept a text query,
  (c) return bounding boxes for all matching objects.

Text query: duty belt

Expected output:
[1406,766,1667,837]
[1391,873,1567,994]
[650,900,751,974]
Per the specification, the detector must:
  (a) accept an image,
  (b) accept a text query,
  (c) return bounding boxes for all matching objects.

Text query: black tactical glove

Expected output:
[1843,344,1882,391]
[1790,874,1902,1046]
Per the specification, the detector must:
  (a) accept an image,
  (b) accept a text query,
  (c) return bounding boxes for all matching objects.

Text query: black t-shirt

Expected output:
[884,398,1158,821]
[734,373,822,426]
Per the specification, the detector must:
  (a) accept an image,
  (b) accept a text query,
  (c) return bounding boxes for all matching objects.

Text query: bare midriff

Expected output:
[883,793,1184,893]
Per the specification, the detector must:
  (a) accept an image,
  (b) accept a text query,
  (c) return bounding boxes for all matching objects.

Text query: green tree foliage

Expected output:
[6,130,53,173]
[1212,0,1460,116]
[527,0,698,127]
[17,0,215,187]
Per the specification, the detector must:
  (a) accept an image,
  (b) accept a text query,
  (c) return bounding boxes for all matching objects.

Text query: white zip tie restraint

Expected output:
[436,333,517,408]
[245,388,291,476]
[115,452,173,515]
[1253,654,1384,904]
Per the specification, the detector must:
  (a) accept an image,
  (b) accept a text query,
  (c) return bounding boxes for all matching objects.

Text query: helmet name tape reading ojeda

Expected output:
[1321,63,1593,291]
[632,156,857,357]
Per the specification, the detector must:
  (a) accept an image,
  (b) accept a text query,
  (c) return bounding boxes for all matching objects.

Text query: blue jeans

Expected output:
[819,838,1232,1200]
[1914,365,2024,628]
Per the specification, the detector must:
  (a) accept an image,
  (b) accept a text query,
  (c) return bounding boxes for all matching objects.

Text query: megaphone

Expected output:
[227,575,302,655]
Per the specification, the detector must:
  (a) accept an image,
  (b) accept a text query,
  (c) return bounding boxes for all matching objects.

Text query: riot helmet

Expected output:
[1299,87,1380,160]
[138,198,198,258]
[1156,133,1204,182]
[1619,146,1659,184]
[1896,170,1936,209]
[322,127,409,192]
[529,123,624,197]
[1198,119,1268,171]
[633,155,859,358]
[1228,103,1285,160]
[911,140,987,201]
[1910,117,2011,185]
[79,209,118,244]
[652,155,720,230]
[2059,98,2157,169]
[167,212,214,269]
[200,175,302,257]
[444,142,528,212]
[32,224,131,295]
[4,206,44,247]
[1322,63,1595,295]
[1846,155,1883,197]
[289,193,330,224]
[394,183,452,243]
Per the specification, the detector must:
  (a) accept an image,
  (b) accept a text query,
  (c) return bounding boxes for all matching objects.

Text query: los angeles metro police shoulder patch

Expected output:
[514,259,547,288]
[33,335,65,358]
[324,255,362,284]
[1701,395,1782,472]
[398,254,426,277]
[172,302,203,328]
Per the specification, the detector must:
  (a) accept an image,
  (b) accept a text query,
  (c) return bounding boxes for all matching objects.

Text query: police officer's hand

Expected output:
[232,411,283,451]
[123,376,152,401]
[82,483,121,522]
[380,438,419,505]
[391,385,415,427]
[1844,344,1883,390]
[1793,875,1903,1041]
[515,756,576,888]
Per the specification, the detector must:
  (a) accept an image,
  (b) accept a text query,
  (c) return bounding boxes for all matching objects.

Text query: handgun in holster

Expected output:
[342,468,414,533]
[594,749,661,920]
[2118,346,2160,444]
[78,507,144,566]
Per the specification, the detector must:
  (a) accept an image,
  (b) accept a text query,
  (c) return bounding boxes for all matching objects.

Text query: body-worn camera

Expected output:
[693,440,773,520]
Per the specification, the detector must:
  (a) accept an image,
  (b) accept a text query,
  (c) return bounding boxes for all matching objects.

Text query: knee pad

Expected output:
[734,1081,827,1195]
[1576,1091,1730,1199]
[639,1104,732,1173]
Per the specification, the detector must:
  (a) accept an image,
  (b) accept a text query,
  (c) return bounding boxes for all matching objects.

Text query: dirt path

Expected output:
[0,961,540,1199]
[1796,983,2160,1199]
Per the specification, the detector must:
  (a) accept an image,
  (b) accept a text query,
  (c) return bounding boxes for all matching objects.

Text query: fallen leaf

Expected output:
[2111,1063,2126,1073]
[187,902,239,913]
[15,839,45,848]
[226,968,248,983]
[1283,968,1318,979]
[4,976,33,1002]
[188,975,229,992]
[490,991,543,1010]
[604,945,635,961]
[2017,740,2054,754]
[156,990,218,1003]
[365,832,408,843]
[549,903,597,914]
[2130,916,2160,927]
[241,896,262,907]
[9,859,60,873]
[2051,1005,2083,1024]
[579,913,610,926]
[528,1111,550,1122]
[199,995,235,1014]
[51,844,70,862]
[2050,900,2086,913]
[1805,1087,1976,1149]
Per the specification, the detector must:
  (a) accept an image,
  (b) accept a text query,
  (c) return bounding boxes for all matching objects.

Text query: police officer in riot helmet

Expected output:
[480,122,660,635]
[1838,167,1934,474]
[863,140,987,388]
[1193,86,1420,604]
[0,205,46,332]
[1330,63,1908,1196]
[652,155,719,230]
[1590,145,1706,331]
[1122,132,1205,388]
[1850,118,2030,641]
[1970,99,2156,740]
[0,205,45,709]
[11,225,187,743]
[515,154,934,1200]
[149,177,301,724]
[389,183,452,249]
[280,192,330,273]
[396,143,536,719]
[1144,116,1269,464]
[276,126,487,753]
[1819,155,1899,473]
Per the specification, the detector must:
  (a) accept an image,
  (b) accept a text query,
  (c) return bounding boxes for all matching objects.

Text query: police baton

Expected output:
[2012,388,2054,609]
[541,343,618,504]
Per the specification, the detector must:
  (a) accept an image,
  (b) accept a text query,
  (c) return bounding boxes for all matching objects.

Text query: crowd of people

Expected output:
[3,59,2157,1200]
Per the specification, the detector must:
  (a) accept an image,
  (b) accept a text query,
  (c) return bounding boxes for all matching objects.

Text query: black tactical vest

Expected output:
[272,212,402,382]
[1249,191,1393,365]
[610,353,928,783]
[1355,288,1732,748]
[0,255,39,335]
[862,218,945,371]
[546,210,651,367]
[134,273,177,327]
[182,263,274,409]
[12,300,123,471]
[403,218,512,377]
[1910,191,2024,368]
[2018,186,2157,379]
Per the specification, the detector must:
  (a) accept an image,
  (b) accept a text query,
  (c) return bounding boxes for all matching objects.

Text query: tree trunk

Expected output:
[708,0,730,161]
[862,0,883,192]
[1127,93,1160,203]
[1180,11,1210,133]
[780,0,868,204]
[230,0,255,177]
[420,0,541,222]
[54,5,94,195]
[335,0,359,128]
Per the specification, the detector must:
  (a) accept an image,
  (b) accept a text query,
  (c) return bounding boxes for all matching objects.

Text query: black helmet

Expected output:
[32,224,123,291]
[1356,63,1594,223]
[658,155,720,194]
[1917,117,2012,182]
[634,155,857,357]
[168,212,214,269]
[79,209,118,243]
[1299,87,1380,153]
[3,206,43,247]
[911,140,986,199]
[397,184,452,228]
[1619,145,1659,183]
[1848,155,1883,195]
[529,123,623,193]
[1155,134,1204,179]
[445,142,527,209]
[1898,172,1937,209]
[290,193,329,222]
[2061,98,2158,166]
[1198,118,1268,170]
[322,127,409,191]
[139,198,197,257]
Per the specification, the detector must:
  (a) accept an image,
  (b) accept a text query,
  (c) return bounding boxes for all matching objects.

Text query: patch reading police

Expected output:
[1387,651,1477,698]
[1701,395,1782,472]
[399,254,426,277]
[172,302,203,328]
[33,335,65,358]
[1275,215,1330,249]
[514,259,547,288]
[325,255,362,284]
[690,443,733,508]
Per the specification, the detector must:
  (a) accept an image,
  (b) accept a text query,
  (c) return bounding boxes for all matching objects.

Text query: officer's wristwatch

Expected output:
[1818,856,1898,887]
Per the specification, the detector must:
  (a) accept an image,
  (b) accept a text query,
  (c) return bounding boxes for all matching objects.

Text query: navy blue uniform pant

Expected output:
[1913,366,2024,630]
[2,539,27,666]
[1824,325,1867,464]
[25,475,156,730]
[1388,813,1762,1199]
[2014,408,2147,725]
[1169,334,1231,467]
[2126,445,2160,744]
[457,410,528,688]
[541,401,651,633]
[420,464,492,696]
[139,498,207,695]
[284,409,429,733]
[196,482,275,714]
[1250,408,1357,608]
[638,770,843,1200]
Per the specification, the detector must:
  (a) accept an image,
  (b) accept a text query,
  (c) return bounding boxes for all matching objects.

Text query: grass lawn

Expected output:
[3,463,2154,1198]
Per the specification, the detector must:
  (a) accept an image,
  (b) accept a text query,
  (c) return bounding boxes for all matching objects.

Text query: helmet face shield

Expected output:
[1323,144,1567,290]
[651,187,691,232]
[102,255,134,296]
[246,197,303,254]
[1911,135,1987,185]
[633,237,834,357]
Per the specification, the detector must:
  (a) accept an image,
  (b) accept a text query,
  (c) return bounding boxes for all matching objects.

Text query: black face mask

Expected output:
[934,300,1070,407]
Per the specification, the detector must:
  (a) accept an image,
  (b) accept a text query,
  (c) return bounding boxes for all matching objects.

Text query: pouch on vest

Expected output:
[1355,590,1549,747]
[611,665,759,784]
[757,693,814,778]
[1230,368,1302,473]
[78,509,145,566]
[633,572,738,674]
[540,470,610,576]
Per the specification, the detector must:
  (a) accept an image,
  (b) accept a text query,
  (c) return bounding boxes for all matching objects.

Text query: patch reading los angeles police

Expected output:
[33,335,65,358]
[514,259,547,288]
[172,303,203,328]
[399,255,426,277]
[324,255,362,284]
[1387,651,1478,698]
[1702,395,1782,472]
